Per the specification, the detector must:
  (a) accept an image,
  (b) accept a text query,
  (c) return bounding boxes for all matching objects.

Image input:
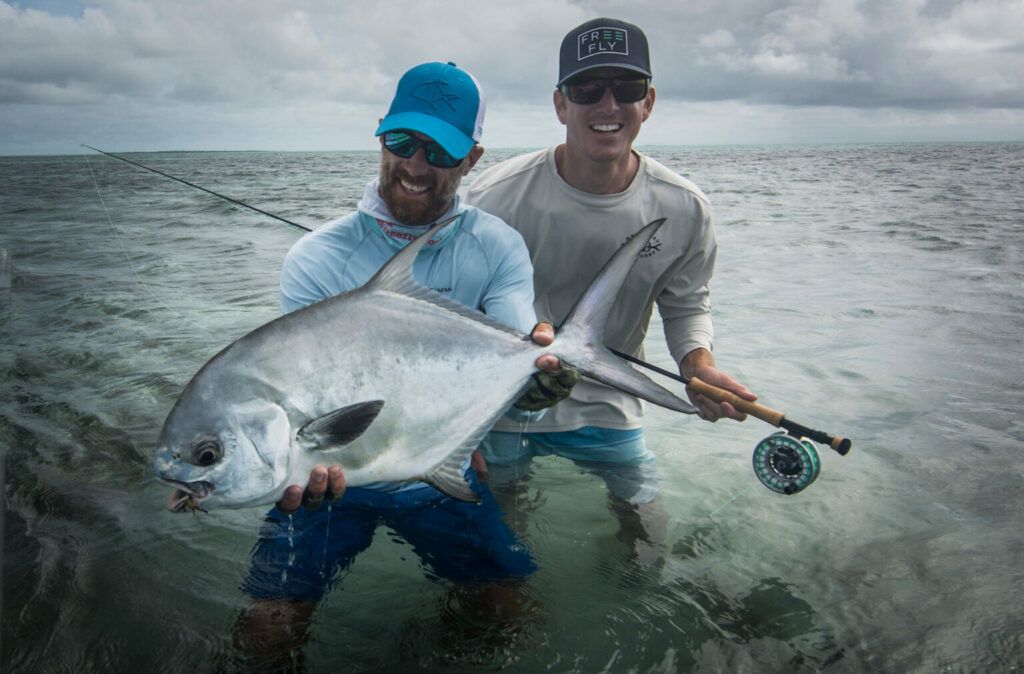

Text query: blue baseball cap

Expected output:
[375,62,486,160]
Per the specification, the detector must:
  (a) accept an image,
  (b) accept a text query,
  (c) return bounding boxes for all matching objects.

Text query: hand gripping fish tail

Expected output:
[152,218,696,512]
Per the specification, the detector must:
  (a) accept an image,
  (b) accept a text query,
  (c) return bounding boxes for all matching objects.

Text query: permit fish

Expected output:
[153,218,697,511]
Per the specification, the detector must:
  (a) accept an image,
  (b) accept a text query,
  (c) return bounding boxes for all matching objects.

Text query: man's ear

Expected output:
[641,87,656,123]
[554,88,568,125]
[462,145,485,174]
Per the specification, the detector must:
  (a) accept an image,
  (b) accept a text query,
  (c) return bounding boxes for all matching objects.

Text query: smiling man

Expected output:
[233,61,578,667]
[466,18,756,552]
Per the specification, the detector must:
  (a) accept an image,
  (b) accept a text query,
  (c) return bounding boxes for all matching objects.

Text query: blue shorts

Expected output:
[478,427,660,505]
[241,470,536,602]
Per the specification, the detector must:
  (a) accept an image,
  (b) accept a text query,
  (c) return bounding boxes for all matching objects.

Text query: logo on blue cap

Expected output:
[409,81,461,112]
[375,62,485,161]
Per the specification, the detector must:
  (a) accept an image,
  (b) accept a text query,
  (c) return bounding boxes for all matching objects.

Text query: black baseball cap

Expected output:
[557,18,652,86]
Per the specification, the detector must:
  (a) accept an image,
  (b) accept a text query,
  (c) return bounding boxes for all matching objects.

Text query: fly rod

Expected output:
[610,347,851,456]
[84,144,853,476]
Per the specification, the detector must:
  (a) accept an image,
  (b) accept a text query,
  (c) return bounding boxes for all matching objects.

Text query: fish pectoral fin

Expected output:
[424,453,482,503]
[298,400,384,449]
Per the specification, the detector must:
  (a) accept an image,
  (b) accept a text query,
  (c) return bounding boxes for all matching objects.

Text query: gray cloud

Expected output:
[638,0,1024,109]
[1,0,1021,154]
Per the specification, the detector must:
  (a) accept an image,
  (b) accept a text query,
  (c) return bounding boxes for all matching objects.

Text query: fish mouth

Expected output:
[157,477,214,513]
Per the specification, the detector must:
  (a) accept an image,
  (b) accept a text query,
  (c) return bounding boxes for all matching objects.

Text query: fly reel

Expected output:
[753,431,821,494]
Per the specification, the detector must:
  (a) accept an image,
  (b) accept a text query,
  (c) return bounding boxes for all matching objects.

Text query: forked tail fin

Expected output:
[557,219,699,415]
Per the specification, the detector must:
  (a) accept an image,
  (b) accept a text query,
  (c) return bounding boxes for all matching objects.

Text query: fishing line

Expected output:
[84,155,212,333]
[81,144,312,233]
[706,484,756,519]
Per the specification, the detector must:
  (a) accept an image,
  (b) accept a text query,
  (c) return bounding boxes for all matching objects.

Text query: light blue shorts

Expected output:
[478,427,660,505]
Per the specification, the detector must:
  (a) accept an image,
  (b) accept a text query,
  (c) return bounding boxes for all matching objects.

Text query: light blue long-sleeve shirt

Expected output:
[281,182,538,337]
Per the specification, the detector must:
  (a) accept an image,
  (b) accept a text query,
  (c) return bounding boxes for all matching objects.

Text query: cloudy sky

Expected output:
[2,0,1022,155]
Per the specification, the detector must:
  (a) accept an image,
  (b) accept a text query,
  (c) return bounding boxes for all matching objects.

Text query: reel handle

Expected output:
[687,377,851,455]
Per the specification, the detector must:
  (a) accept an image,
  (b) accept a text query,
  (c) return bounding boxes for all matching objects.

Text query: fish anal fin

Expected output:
[424,467,481,503]
[298,400,384,449]
[419,379,537,504]
[422,439,485,503]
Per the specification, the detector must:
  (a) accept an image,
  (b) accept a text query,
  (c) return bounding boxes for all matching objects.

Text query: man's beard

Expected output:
[378,161,462,226]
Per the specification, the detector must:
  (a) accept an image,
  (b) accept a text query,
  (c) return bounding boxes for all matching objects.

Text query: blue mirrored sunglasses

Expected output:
[382,131,464,169]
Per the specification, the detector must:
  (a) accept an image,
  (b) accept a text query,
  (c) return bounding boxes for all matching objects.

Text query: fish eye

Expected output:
[194,441,221,467]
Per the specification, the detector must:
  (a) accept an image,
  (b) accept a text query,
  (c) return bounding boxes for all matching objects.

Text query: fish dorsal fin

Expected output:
[365,214,460,295]
[297,400,384,449]
[362,213,526,341]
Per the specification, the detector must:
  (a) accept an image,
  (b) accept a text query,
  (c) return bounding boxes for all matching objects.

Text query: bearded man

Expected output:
[232,61,576,668]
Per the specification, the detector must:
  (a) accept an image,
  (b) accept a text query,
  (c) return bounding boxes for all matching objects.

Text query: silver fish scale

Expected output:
[266,289,540,484]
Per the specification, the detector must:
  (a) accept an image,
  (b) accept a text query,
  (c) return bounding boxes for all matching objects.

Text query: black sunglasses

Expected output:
[382,131,464,169]
[561,77,650,105]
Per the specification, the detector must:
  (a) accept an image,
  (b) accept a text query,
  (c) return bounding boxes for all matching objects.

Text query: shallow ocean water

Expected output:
[1,143,1021,671]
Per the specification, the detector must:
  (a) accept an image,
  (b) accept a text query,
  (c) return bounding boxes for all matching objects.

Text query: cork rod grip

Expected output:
[686,376,785,426]
[687,377,852,455]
